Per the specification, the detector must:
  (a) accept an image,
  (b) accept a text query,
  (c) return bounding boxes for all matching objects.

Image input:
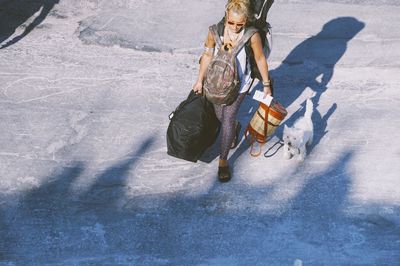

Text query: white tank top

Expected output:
[236,45,254,93]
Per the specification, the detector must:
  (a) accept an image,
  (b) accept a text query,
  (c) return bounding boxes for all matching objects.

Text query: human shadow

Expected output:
[229,17,365,165]
[272,16,365,108]
[0,0,59,49]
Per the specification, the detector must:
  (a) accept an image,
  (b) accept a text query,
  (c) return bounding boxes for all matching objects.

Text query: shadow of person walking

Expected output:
[0,0,59,49]
[227,17,365,164]
[272,17,365,108]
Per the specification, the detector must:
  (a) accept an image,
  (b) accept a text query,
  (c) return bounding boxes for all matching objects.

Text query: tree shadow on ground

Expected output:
[0,200,15,262]
[229,17,365,165]
[0,136,155,264]
[1,142,400,264]
[124,150,400,264]
[0,0,59,49]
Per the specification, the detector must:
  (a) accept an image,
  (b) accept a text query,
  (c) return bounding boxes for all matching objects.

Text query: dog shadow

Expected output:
[226,16,365,164]
[0,0,60,49]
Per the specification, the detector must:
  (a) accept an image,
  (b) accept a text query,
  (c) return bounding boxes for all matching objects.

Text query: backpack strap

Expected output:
[231,27,258,56]
[216,18,225,36]
[209,24,223,48]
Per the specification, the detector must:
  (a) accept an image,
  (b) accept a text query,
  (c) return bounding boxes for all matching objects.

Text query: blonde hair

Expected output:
[225,0,252,21]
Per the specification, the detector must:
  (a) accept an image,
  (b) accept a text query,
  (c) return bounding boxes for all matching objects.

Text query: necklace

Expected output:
[225,28,243,45]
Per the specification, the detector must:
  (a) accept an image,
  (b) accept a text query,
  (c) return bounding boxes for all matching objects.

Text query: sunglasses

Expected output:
[227,20,245,27]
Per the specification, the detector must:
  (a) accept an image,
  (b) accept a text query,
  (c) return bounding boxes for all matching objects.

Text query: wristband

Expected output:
[204,46,215,55]
[262,80,271,87]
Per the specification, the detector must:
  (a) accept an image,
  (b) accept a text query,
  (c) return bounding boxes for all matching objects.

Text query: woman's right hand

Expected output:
[192,80,203,94]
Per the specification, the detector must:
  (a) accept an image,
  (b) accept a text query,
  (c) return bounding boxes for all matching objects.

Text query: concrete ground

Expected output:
[0,0,399,265]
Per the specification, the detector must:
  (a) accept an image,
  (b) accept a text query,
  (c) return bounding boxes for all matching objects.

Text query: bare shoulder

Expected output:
[250,31,262,43]
[250,31,264,57]
[205,30,216,47]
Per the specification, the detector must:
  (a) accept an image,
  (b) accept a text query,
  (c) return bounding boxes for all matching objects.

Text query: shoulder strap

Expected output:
[209,24,223,48]
[231,27,258,55]
[216,19,225,36]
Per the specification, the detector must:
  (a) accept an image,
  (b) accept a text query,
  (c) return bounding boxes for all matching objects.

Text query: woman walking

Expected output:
[192,0,272,182]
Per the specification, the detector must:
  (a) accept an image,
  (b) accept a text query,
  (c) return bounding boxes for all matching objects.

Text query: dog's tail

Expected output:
[305,98,314,120]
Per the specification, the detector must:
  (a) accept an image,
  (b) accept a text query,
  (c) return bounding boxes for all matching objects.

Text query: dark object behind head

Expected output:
[251,0,274,27]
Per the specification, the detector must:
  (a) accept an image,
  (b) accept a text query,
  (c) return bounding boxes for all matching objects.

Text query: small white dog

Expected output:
[283,99,314,161]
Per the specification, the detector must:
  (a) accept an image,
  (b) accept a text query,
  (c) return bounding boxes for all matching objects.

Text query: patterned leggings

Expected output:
[213,93,246,160]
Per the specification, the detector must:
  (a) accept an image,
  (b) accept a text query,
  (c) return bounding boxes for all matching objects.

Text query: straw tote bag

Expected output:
[245,99,287,156]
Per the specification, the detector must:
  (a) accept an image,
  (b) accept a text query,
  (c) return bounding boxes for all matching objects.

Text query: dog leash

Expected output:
[264,139,284,158]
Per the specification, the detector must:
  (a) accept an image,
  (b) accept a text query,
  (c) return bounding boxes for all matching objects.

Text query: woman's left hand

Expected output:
[263,86,272,98]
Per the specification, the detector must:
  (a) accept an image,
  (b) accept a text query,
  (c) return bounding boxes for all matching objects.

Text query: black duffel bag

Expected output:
[167,91,220,162]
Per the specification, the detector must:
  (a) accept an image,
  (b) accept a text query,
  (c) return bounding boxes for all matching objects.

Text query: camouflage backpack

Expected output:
[203,25,258,106]
[212,0,274,83]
